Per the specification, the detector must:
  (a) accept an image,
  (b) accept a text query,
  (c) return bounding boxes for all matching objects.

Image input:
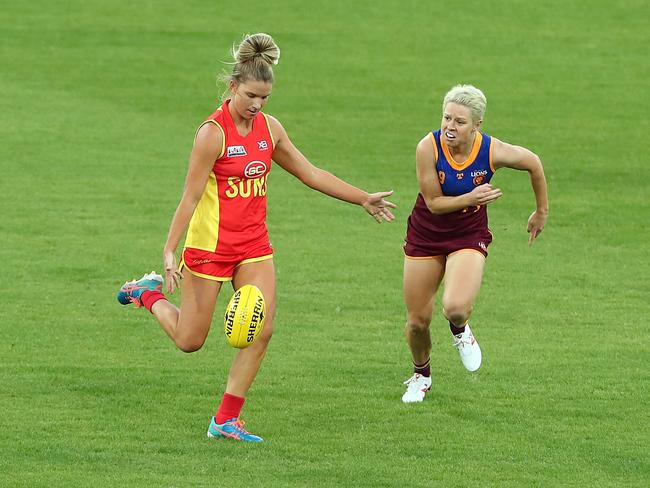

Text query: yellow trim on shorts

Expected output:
[236,254,274,267]
[404,248,486,259]
[403,252,445,261]
[179,258,233,282]
[447,248,486,258]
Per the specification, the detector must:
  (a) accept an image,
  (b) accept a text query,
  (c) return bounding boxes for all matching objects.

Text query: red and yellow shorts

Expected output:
[180,242,273,282]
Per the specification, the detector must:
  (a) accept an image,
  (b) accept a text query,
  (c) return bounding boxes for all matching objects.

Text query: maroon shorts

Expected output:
[404,225,493,258]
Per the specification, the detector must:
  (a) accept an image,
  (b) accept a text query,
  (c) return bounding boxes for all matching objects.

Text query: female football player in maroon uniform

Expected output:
[401,84,548,402]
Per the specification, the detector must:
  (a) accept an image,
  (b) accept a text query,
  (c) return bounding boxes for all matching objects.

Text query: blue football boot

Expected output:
[117,272,163,307]
[207,417,263,443]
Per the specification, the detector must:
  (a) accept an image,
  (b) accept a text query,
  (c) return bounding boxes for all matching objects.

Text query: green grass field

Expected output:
[2,0,649,486]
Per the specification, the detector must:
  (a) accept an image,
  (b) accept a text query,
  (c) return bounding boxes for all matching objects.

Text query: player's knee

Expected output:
[442,301,471,325]
[256,307,275,344]
[257,322,274,345]
[406,313,431,333]
[175,336,206,353]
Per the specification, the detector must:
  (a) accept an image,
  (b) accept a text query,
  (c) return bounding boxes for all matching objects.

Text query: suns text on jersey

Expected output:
[224,175,267,198]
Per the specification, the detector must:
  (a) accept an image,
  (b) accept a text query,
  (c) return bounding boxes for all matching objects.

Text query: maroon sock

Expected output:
[449,321,466,336]
[215,393,245,424]
[141,290,166,313]
[414,358,431,377]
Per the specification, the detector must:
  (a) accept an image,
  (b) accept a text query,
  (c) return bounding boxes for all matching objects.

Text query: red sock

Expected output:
[215,393,245,424]
[141,290,166,313]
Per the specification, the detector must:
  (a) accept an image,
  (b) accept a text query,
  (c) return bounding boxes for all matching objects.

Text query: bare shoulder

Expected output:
[416,133,434,154]
[416,133,436,163]
[264,113,285,139]
[195,119,224,140]
[491,136,539,170]
[490,136,512,153]
[263,114,289,148]
[193,120,224,156]
[264,113,281,126]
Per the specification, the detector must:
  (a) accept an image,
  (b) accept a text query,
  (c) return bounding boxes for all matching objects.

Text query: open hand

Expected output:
[363,190,396,223]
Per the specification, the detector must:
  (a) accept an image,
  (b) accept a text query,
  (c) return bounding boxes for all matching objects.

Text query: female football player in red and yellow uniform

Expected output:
[117,33,395,442]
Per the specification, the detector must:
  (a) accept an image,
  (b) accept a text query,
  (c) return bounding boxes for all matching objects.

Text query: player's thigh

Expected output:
[403,257,445,319]
[442,250,486,308]
[176,268,223,342]
[233,259,276,324]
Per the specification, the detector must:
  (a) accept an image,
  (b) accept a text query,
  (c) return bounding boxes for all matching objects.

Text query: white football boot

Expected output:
[452,324,482,372]
[401,373,432,403]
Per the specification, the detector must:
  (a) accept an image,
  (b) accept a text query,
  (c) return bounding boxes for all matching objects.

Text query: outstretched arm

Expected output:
[492,138,549,245]
[267,115,395,223]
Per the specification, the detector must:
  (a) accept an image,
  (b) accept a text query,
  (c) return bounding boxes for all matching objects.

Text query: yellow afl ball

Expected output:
[224,284,266,349]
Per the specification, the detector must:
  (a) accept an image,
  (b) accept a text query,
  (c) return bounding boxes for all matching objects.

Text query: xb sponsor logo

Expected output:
[244,161,267,178]
[257,140,269,151]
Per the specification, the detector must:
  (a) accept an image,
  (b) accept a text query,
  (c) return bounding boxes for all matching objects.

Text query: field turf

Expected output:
[1,1,648,486]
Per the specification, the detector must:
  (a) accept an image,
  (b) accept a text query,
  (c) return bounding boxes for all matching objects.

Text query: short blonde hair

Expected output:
[442,84,487,122]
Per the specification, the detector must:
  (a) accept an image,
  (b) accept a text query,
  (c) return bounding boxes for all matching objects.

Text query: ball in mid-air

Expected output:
[224,284,266,349]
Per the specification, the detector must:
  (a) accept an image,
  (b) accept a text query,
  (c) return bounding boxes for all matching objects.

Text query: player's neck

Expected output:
[234,119,253,137]
[228,103,254,137]
[448,135,475,161]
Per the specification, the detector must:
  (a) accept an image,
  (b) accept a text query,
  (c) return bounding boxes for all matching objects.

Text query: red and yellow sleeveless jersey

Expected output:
[184,100,274,255]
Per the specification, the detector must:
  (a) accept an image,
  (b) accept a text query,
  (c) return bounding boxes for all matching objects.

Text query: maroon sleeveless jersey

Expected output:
[404,130,495,257]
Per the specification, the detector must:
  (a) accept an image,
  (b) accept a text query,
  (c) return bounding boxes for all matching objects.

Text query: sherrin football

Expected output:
[224,284,266,349]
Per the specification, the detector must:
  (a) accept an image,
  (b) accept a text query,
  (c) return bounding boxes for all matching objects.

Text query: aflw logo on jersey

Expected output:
[227,145,247,157]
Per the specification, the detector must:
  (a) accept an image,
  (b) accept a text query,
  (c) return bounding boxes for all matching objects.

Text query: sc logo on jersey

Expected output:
[244,161,267,178]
